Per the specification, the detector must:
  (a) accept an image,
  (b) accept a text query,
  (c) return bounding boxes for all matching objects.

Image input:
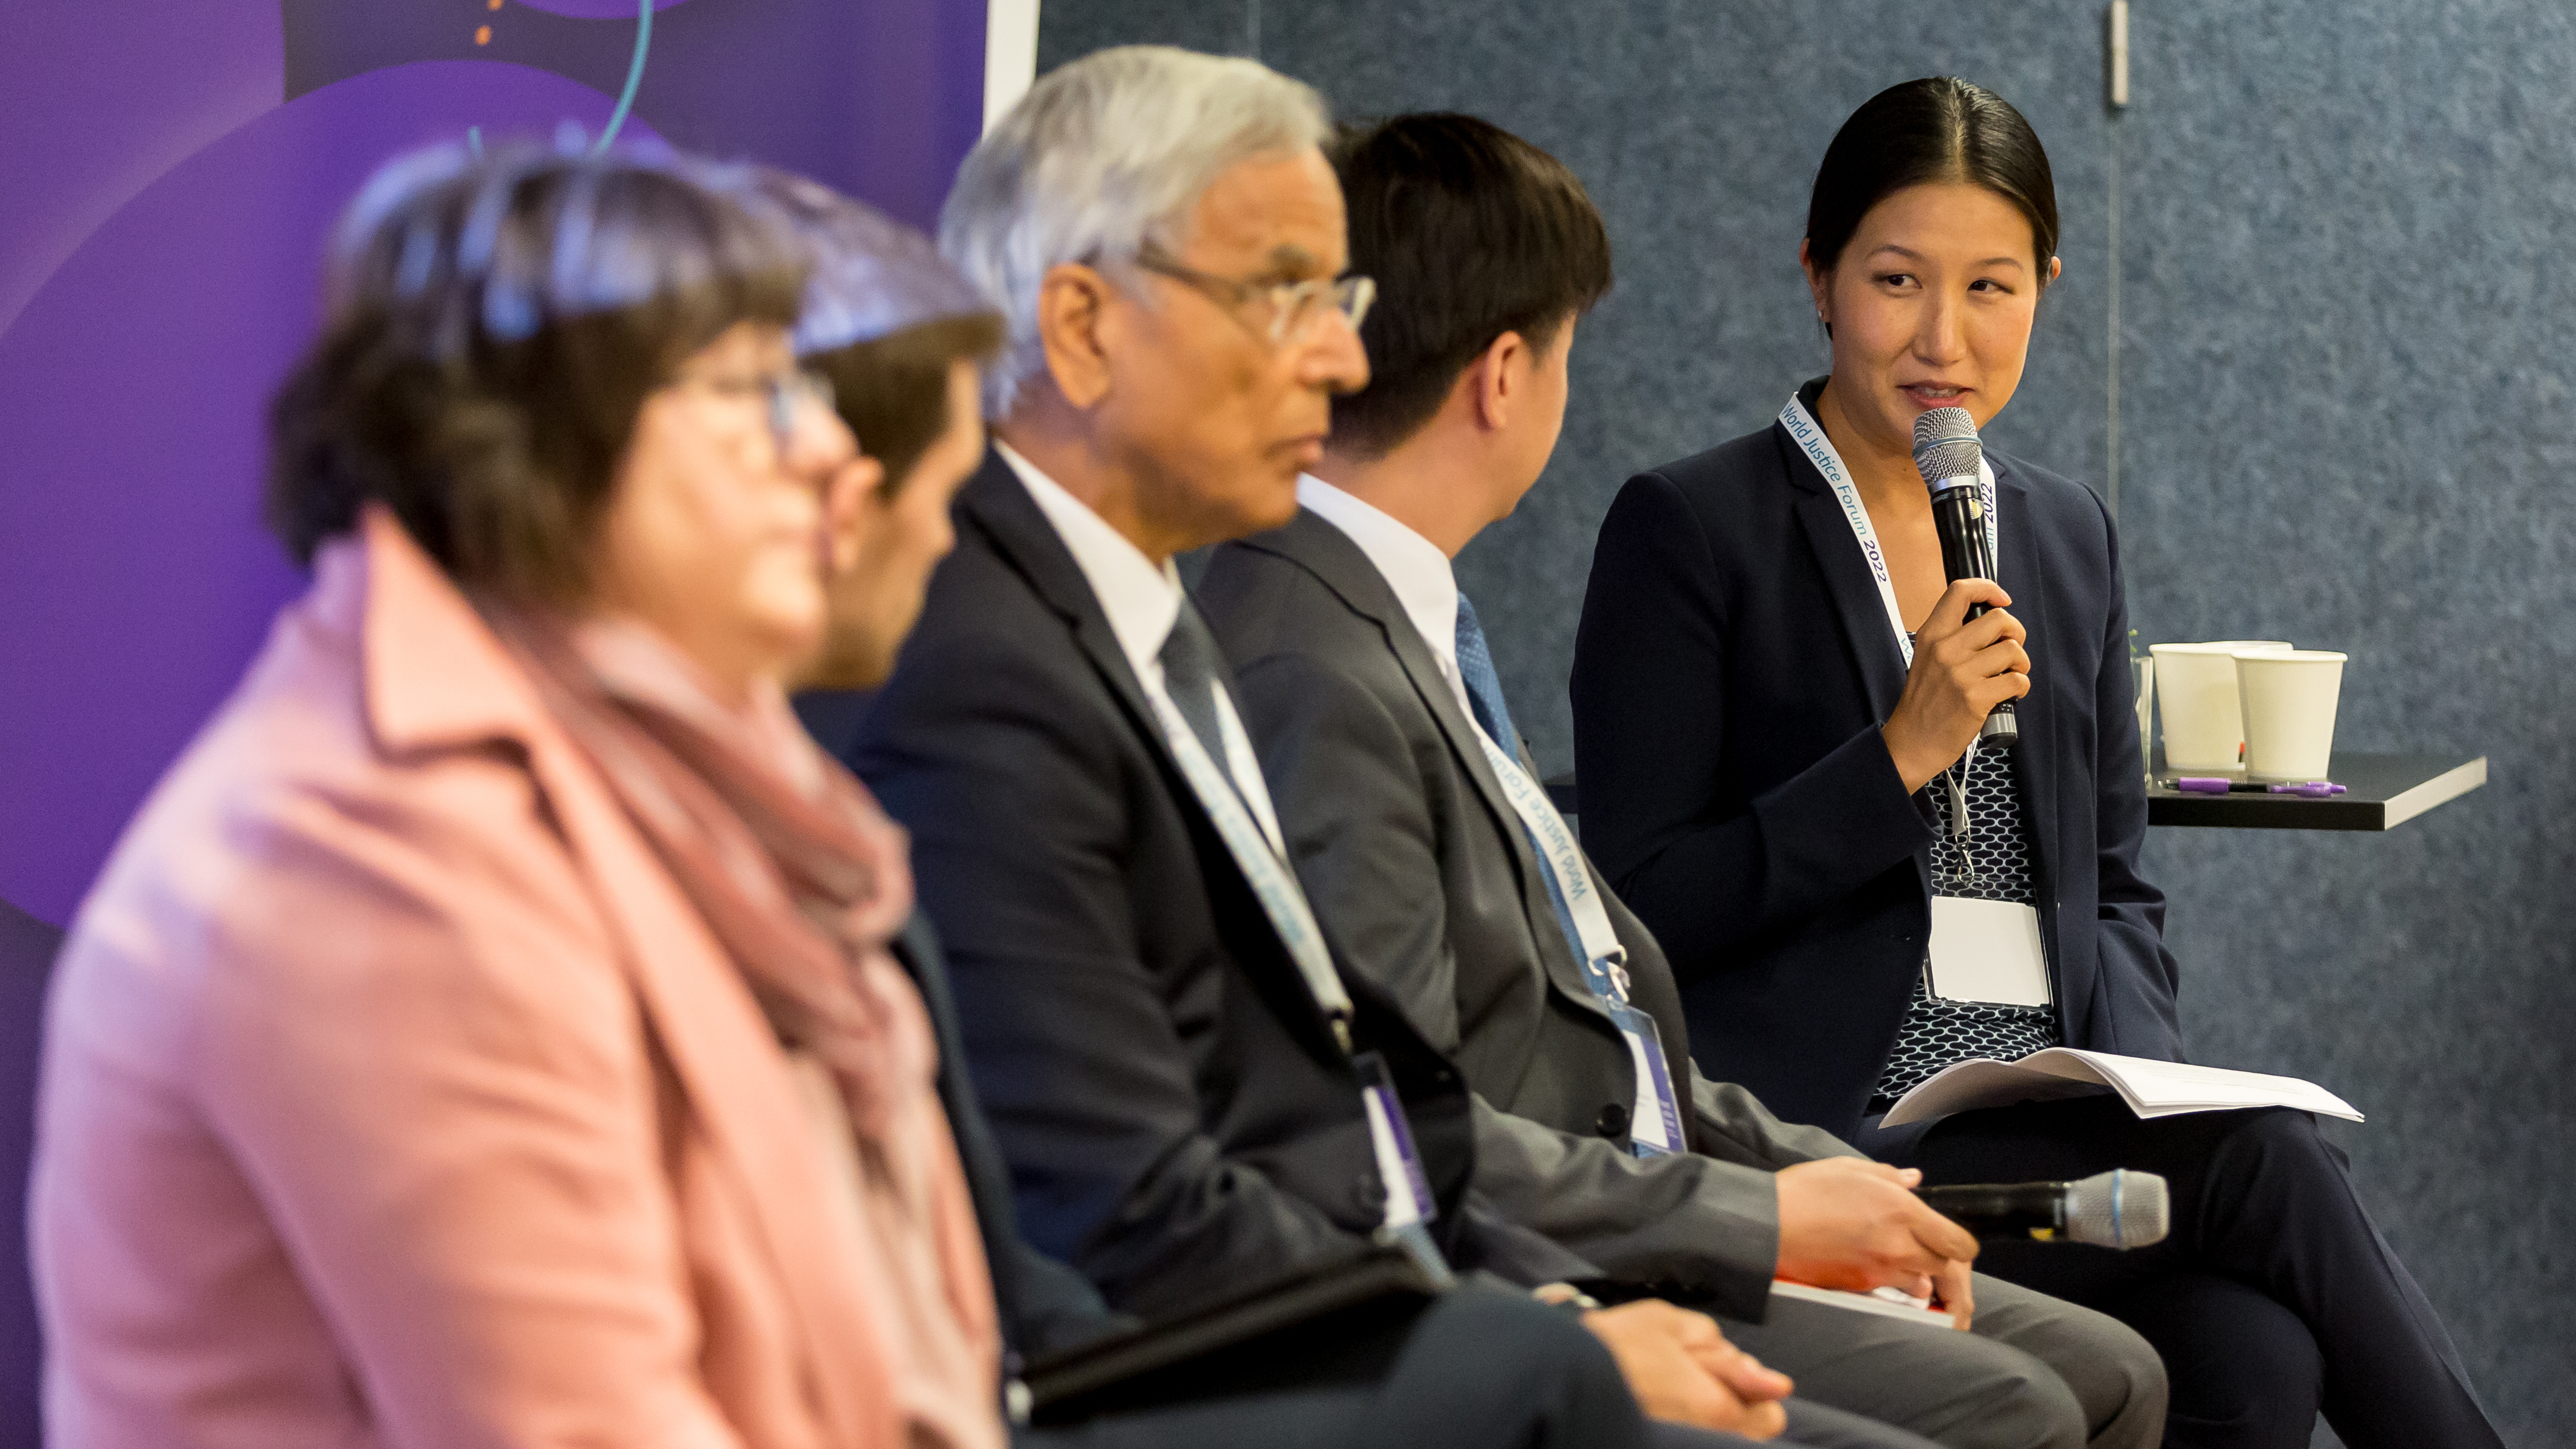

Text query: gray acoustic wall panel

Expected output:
[1039,4,2575,1438]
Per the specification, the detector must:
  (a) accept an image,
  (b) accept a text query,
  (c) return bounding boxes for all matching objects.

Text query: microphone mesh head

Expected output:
[1911,407,1982,487]
[2065,1169,2170,1249]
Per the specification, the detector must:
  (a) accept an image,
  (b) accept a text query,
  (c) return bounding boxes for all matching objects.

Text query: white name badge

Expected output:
[1926,898,2053,1007]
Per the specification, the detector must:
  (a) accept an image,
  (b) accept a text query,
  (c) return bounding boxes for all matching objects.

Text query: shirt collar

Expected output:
[1297,474,1462,678]
[996,439,1184,682]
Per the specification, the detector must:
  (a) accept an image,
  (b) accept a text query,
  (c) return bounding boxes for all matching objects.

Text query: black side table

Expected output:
[2145,753,2487,831]
[1543,752,2488,834]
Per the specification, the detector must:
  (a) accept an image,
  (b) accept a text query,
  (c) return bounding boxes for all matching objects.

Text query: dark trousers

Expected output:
[1020,1281,1929,1449]
[1019,1284,1659,1449]
[1885,1097,2501,1449]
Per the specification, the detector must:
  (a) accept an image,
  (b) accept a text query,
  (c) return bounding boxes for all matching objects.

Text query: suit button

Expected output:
[1353,1174,1388,1215]
[1594,1103,1631,1139]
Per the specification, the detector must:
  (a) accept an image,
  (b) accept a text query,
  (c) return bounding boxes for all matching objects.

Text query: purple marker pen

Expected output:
[2171,778,2346,797]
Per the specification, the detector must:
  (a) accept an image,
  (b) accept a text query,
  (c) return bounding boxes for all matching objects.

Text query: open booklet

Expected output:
[1879,1048,2363,1129]
[1769,1280,1955,1329]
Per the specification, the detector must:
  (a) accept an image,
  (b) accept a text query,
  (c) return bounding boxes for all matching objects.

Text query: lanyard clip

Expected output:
[1589,948,1634,1004]
[1942,767,1978,886]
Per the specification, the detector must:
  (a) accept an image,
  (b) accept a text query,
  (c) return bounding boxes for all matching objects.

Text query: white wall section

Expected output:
[984,0,1040,134]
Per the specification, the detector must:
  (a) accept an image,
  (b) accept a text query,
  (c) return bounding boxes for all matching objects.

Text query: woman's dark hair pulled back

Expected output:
[265,139,806,601]
[1806,77,2058,279]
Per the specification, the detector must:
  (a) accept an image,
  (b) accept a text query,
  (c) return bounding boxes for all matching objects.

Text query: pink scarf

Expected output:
[497,611,1001,1449]
[501,614,928,1136]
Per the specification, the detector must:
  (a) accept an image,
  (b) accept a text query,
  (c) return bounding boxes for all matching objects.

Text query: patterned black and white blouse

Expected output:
[1869,739,2062,1112]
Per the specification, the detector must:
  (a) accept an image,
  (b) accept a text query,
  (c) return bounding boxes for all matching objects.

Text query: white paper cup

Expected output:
[2148,641,2293,771]
[2236,650,2346,780]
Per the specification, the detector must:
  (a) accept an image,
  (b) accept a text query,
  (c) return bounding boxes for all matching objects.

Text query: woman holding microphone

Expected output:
[1570,78,2499,1449]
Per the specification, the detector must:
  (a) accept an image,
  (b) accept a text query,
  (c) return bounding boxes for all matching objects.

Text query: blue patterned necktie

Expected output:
[1456,591,1587,961]
[1456,591,1675,1157]
[1452,592,1520,752]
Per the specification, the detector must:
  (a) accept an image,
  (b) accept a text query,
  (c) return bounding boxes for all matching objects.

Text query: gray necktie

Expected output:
[1157,598,1234,772]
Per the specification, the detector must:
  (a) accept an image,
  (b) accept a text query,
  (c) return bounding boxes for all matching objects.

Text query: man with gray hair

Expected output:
[851,45,1960,1447]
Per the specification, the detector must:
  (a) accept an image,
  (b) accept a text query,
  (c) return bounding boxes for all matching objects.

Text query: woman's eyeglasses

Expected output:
[669,368,839,458]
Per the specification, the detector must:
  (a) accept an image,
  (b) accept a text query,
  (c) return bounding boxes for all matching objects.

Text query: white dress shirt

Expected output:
[1297,474,1479,726]
[997,440,1287,853]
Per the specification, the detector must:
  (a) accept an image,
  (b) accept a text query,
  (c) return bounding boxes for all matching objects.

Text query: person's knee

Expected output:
[1958,1285,2166,1449]
[2203,1107,2361,1240]
[1428,1285,1619,1386]
[2036,1300,2168,1448]
[1801,1322,2095,1449]
[2118,1274,2317,1447]
[2223,1106,2346,1178]
[1932,1344,2093,1449]
[1409,1286,1635,1424]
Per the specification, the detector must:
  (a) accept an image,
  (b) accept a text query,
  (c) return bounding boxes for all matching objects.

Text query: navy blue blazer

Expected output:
[1569,385,2181,1142]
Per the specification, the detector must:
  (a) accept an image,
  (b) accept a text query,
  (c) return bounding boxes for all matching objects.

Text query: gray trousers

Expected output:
[1716,1272,2168,1449]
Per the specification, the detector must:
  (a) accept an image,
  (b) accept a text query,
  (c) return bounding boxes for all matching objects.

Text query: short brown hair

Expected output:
[807,313,1003,490]
[1326,114,1613,459]
[265,141,806,601]
[724,168,1004,490]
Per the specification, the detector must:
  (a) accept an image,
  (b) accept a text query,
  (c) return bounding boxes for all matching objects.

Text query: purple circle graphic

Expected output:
[0,62,659,925]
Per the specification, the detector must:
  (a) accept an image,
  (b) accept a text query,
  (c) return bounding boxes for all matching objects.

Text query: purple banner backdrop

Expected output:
[0,0,986,926]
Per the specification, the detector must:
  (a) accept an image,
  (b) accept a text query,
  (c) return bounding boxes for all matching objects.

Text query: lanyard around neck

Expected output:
[1463,716,1684,1155]
[1140,681,1357,1047]
[1145,661,1440,1224]
[1777,393,1999,669]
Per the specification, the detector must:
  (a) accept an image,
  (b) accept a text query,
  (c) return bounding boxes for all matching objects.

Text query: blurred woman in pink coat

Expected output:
[28,140,1002,1449]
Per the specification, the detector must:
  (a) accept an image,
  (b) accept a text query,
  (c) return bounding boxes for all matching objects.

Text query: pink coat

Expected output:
[30,511,1001,1449]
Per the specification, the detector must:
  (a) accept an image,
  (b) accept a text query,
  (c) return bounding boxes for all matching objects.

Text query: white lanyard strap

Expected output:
[1778,393,1999,670]
[1468,722,1685,1156]
[1143,687,1356,1041]
[1154,687,1442,1222]
[1469,725,1630,987]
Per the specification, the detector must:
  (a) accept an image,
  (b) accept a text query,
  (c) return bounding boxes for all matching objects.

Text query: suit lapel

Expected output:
[1242,512,1615,1025]
[1254,516,1524,850]
[1991,462,2058,894]
[1777,424,1910,721]
[956,452,1351,1054]
[956,455,1173,761]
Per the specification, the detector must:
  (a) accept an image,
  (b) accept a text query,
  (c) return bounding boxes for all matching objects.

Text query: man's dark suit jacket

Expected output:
[892,913,1126,1363]
[847,452,1588,1318]
[1569,379,2180,1143]
[1200,510,1858,1321]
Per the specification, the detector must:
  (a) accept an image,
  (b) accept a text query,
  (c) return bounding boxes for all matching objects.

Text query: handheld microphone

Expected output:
[1918,1170,2169,1250]
[1911,407,2018,749]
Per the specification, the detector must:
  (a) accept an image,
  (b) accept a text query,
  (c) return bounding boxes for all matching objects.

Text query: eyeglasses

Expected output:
[669,368,839,458]
[1131,246,1376,346]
